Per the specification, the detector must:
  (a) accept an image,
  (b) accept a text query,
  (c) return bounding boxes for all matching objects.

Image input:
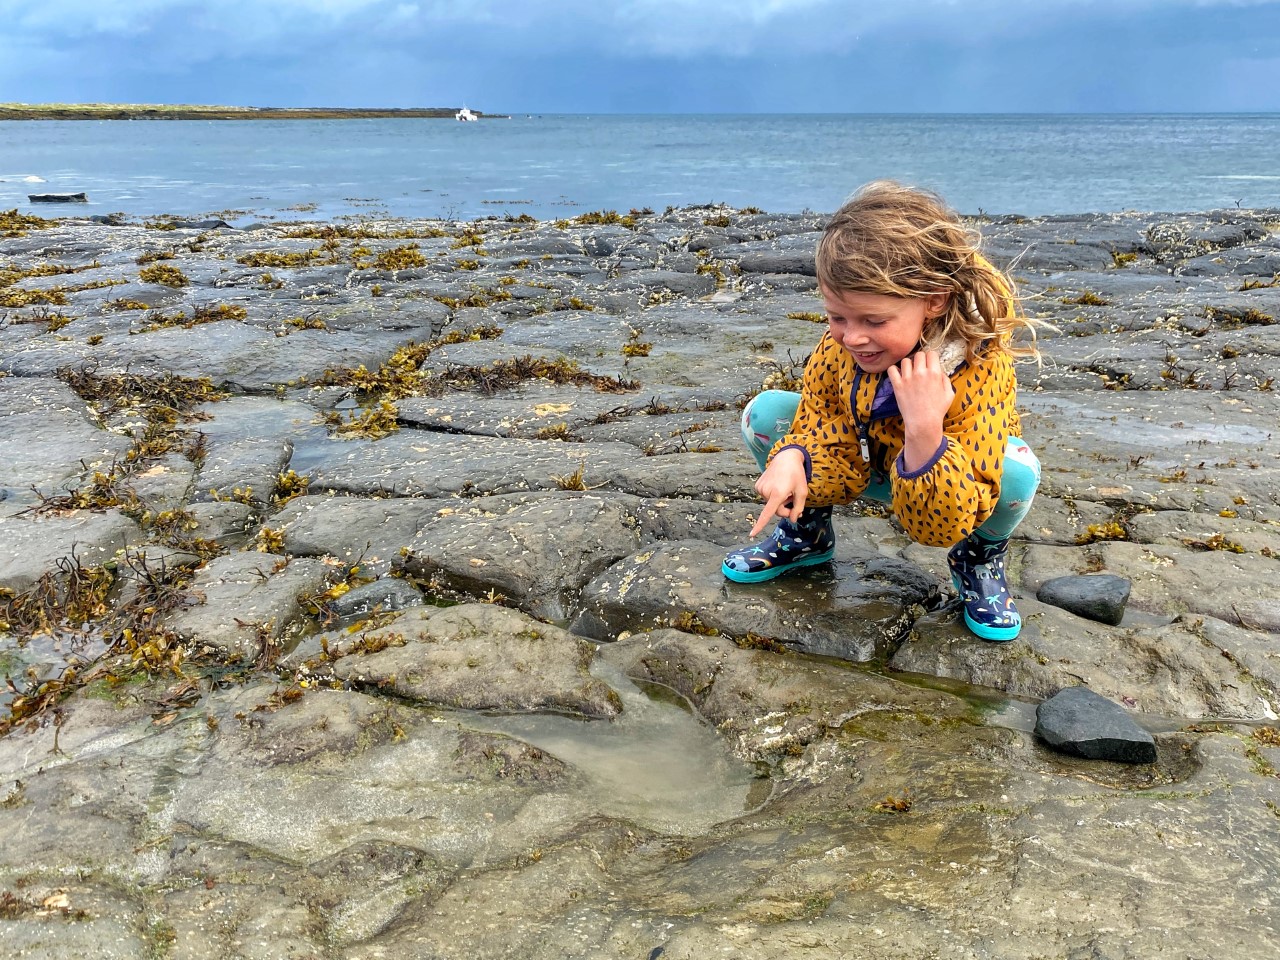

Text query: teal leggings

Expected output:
[741,389,1040,542]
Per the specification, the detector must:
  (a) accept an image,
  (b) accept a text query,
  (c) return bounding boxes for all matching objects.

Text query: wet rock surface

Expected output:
[1,205,1279,957]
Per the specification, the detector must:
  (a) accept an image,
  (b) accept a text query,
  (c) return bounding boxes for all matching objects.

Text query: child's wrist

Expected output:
[903,423,943,448]
[772,445,811,481]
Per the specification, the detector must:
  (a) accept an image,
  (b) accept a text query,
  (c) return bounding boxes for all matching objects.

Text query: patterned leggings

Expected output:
[741,389,1040,542]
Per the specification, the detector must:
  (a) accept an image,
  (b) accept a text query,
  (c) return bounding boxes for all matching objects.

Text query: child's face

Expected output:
[820,286,949,374]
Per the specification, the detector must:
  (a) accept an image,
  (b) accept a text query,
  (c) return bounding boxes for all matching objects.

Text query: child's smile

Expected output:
[820,286,948,374]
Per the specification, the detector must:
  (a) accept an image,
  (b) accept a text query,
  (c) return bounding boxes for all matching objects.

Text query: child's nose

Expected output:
[842,327,868,348]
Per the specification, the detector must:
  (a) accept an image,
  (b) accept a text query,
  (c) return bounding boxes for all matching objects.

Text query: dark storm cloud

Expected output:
[1,1,1277,112]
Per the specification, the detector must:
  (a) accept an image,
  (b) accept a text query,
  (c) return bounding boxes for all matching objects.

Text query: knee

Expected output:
[1002,438,1041,499]
[744,390,802,434]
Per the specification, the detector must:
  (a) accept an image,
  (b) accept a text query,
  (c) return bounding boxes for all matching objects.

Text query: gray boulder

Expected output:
[1037,573,1132,625]
[1035,686,1158,764]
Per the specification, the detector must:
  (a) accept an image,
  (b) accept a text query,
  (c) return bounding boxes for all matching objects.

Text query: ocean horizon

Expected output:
[3,112,1279,224]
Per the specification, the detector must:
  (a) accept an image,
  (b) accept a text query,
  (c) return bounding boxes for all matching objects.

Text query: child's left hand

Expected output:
[887,350,955,472]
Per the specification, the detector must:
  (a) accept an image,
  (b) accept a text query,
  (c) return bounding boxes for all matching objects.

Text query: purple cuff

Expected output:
[895,436,949,480]
[776,443,812,482]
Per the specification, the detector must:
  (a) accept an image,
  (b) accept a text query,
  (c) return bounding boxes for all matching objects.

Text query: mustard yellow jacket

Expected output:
[772,333,1022,547]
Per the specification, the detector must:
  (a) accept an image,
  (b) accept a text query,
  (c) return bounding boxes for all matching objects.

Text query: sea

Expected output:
[2,113,1279,225]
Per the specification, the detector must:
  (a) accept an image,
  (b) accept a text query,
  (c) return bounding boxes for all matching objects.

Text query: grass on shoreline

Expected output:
[0,103,495,121]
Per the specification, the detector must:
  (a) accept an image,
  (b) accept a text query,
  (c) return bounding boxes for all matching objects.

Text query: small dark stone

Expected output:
[29,192,87,203]
[1037,574,1131,626]
[1035,686,1157,764]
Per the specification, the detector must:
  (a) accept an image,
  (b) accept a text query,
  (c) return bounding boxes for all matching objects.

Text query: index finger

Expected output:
[750,490,789,538]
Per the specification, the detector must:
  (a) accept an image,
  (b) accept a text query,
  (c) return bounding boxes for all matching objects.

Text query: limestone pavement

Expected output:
[0,204,1278,958]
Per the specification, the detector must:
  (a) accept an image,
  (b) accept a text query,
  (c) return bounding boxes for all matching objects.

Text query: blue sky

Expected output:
[2,0,1279,113]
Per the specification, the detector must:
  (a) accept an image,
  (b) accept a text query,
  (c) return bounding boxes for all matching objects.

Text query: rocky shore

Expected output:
[1,202,1278,958]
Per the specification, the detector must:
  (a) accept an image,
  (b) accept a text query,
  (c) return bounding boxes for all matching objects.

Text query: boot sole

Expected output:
[950,572,1021,642]
[962,610,1020,642]
[722,549,835,584]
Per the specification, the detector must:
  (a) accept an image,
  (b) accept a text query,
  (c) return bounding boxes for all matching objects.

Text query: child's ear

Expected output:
[924,292,951,318]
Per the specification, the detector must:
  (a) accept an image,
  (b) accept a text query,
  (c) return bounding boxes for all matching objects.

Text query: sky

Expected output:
[2,0,1279,114]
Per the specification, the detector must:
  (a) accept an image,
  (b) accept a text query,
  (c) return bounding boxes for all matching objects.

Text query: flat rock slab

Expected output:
[10,322,413,393]
[1024,540,1280,634]
[272,494,445,573]
[165,551,333,660]
[187,501,255,547]
[191,396,329,448]
[283,602,621,719]
[395,383,737,441]
[397,385,647,438]
[1035,685,1158,763]
[0,377,134,504]
[0,510,140,592]
[602,268,717,299]
[721,233,821,275]
[574,406,743,456]
[1036,573,1132,625]
[400,491,645,621]
[1127,508,1280,555]
[193,436,294,506]
[572,539,938,661]
[301,427,759,502]
[1017,387,1280,511]
[128,454,197,513]
[305,432,642,498]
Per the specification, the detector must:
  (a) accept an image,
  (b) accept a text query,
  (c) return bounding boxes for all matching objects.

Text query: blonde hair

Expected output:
[815,180,1041,363]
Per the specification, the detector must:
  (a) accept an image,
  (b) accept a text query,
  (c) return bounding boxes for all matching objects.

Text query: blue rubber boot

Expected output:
[722,507,835,583]
[948,534,1021,641]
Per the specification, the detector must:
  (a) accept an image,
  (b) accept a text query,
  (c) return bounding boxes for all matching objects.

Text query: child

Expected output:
[722,180,1042,642]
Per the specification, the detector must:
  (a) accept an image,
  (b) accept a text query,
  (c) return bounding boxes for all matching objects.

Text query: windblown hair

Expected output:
[815,180,1041,362]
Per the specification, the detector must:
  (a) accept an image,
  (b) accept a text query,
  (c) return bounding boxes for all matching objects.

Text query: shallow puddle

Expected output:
[0,628,112,712]
[464,661,766,836]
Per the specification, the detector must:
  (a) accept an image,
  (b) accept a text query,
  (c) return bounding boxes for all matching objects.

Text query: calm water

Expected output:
[2,114,1278,224]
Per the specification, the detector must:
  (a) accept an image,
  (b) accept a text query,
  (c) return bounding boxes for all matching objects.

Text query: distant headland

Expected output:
[0,103,507,121]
